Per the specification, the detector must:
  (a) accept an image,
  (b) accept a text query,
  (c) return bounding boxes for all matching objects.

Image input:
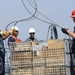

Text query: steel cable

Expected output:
[27,0,62,28]
[5,0,37,29]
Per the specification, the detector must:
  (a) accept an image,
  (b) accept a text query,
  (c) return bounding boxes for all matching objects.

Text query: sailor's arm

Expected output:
[66,30,75,38]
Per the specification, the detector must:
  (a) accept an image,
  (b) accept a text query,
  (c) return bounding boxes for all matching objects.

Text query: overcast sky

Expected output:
[0,0,75,41]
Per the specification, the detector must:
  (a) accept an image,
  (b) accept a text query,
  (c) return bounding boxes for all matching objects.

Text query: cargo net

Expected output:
[9,40,66,75]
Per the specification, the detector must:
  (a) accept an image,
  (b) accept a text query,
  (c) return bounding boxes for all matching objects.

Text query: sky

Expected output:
[0,0,75,41]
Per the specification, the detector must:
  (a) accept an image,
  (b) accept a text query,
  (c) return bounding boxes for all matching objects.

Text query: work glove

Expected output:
[9,29,16,34]
[61,28,68,34]
[1,29,8,36]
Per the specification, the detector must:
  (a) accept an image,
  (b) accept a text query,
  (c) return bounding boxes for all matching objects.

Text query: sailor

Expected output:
[61,10,75,75]
[25,28,38,42]
[8,26,21,45]
[61,10,75,38]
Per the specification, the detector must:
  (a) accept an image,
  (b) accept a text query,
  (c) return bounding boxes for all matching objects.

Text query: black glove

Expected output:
[61,28,68,34]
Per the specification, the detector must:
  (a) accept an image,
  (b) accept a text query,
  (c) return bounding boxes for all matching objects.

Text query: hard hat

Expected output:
[12,26,19,31]
[29,28,35,33]
[71,10,75,18]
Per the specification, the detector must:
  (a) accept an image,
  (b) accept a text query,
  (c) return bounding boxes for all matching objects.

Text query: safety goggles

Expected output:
[15,30,19,32]
[30,33,35,34]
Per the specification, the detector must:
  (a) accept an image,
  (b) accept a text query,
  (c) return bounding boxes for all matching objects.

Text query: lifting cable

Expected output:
[13,0,37,26]
[27,0,62,28]
[5,0,62,29]
[5,0,37,29]
[27,0,56,24]
[21,0,54,25]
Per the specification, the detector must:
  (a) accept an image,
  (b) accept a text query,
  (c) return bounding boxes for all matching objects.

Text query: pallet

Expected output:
[10,40,66,75]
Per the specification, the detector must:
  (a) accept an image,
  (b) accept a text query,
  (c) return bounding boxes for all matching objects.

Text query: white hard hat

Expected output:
[12,26,19,31]
[29,28,35,33]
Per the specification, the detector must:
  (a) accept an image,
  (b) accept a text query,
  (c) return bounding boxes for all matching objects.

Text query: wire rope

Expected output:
[5,0,37,29]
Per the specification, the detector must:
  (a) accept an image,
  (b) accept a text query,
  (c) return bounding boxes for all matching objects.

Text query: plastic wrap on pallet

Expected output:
[32,42,48,56]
